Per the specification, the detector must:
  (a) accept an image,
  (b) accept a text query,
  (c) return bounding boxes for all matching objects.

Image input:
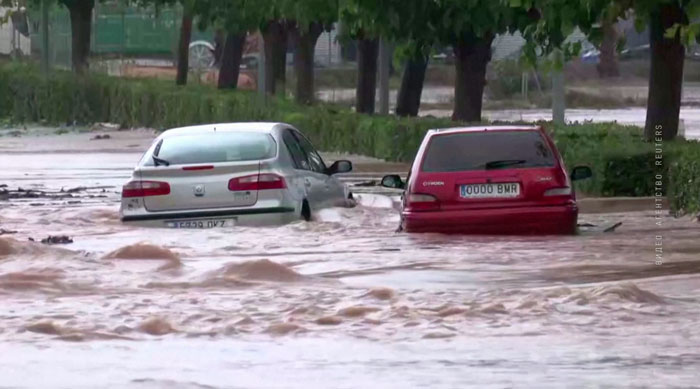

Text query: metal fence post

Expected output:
[40,0,50,74]
[257,32,266,100]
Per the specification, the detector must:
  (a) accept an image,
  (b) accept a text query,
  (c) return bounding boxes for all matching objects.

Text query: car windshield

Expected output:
[421,130,556,172]
[143,132,276,166]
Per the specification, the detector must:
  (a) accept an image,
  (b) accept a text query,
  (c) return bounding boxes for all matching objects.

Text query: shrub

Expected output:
[601,150,664,197]
[668,142,700,215]
[1,63,699,215]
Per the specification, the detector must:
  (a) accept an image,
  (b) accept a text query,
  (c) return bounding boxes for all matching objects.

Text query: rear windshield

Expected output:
[421,130,556,172]
[144,132,276,166]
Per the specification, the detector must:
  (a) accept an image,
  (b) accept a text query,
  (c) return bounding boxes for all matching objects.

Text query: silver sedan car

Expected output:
[120,122,353,227]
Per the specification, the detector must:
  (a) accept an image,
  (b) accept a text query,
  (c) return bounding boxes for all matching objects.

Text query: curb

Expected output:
[578,197,668,214]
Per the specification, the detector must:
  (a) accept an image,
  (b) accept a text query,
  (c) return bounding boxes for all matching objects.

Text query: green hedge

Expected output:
[669,143,700,215]
[1,63,699,215]
[602,150,664,197]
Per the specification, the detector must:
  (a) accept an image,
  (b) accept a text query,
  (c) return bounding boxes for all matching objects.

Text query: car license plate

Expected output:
[460,183,520,199]
[166,219,236,229]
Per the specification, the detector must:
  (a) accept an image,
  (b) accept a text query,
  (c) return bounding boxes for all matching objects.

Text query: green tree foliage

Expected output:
[341,0,539,120]
[280,0,339,104]
[515,0,698,140]
[193,0,265,89]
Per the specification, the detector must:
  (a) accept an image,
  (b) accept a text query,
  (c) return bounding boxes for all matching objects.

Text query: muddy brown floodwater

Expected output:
[1,129,700,388]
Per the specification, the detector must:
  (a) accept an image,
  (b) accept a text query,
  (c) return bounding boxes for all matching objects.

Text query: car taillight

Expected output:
[121,181,171,198]
[544,187,572,196]
[405,193,440,211]
[229,173,286,191]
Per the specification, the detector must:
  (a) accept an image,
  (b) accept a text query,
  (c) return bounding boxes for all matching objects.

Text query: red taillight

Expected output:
[228,174,286,191]
[121,181,171,198]
[405,193,440,211]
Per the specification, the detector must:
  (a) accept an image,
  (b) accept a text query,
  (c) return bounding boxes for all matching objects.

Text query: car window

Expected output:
[283,130,310,170]
[421,130,556,172]
[143,132,276,166]
[293,131,327,174]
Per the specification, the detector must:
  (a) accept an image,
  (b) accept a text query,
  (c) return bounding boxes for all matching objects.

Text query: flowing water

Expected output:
[1,129,699,388]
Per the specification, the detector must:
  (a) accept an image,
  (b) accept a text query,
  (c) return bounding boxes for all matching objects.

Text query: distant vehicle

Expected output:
[431,47,455,64]
[381,126,592,234]
[619,44,650,60]
[580,48,600,64]
[619,43,700,61]
[240,54,259,69]
[189,40,216,70]
[120,123,353,227]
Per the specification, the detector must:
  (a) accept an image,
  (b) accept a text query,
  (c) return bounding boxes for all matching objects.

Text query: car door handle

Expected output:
[304,179,312,187]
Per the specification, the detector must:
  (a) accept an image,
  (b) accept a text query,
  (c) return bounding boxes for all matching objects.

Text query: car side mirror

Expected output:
[327,160,353,175]
[571,165,593,181]
[381,174,405,189]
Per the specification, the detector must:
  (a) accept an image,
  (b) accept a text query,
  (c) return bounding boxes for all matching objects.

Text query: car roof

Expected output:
[428,125,542,136]
[160,122,287,138]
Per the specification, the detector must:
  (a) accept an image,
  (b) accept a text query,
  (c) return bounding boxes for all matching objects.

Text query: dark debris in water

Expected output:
[352,180,378,187]
[578,221,623,233]
[28,236,74,245]
[603,222,623,233]
[1,186,114,201]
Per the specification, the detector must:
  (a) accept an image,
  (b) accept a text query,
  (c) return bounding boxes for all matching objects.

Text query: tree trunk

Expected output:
[356,38,379,114]
[67,0,94,75]
[452,34,493,122]
[396,54,429,117]
[645,3,686,141]
[274,24,288,96]
[176,8,193,86]
[263,21,287,95]
[218,32,245,89]
[597,20,620,78]
[292,23,324,105]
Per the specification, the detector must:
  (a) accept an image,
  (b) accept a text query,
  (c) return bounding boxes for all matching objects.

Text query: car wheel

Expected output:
[301,200,311,222]
[346,191,357,208]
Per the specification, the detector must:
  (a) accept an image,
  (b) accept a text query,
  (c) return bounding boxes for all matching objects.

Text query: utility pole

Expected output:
[40,0,50,74]
[378,39,392,115]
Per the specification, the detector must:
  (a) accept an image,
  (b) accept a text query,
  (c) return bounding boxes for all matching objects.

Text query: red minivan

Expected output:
[381,126,592,234]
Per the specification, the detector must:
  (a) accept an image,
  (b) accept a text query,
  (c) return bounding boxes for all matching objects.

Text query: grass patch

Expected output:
[1,62,699,215]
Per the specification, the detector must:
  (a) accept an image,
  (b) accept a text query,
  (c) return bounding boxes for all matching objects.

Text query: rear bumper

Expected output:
[402,204,578,235]
[121,206,297,227]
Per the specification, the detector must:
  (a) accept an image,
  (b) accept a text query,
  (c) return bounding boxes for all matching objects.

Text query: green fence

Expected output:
[28,1,213,68]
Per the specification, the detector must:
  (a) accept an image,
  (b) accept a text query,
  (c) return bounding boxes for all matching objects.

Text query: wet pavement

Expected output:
[1,130,699,388]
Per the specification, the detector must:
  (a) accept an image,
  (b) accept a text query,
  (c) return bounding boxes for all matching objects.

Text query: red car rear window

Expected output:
[421,130,556,172]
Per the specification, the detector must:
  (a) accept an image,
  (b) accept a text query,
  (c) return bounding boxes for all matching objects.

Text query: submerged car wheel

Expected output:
[346,191,357,208]
[301,200,311,222]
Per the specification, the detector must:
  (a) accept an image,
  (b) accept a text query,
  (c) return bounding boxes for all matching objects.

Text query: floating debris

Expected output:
[352,181,378,187]
[38,236,74,245]
[604,222,623,233]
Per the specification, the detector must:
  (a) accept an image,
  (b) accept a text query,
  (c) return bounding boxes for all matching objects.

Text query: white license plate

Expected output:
[460,183,520,199]
[166,219,236,229]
